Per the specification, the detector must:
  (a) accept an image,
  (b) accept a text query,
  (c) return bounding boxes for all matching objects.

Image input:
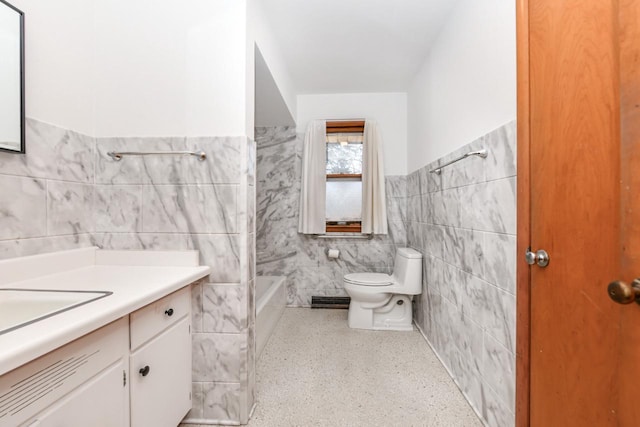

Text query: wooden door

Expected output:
[517,0,640,425]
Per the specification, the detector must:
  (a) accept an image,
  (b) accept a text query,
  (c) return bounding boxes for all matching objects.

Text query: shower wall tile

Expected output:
[409,121,517,427]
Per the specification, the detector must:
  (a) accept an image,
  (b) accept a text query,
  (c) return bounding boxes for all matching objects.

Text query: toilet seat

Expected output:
[344,273,392,286]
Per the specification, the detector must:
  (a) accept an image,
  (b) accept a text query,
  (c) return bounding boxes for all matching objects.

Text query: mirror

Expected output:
[0,0,24,154]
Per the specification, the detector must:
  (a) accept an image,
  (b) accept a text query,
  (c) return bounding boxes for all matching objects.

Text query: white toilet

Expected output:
[343,247,423,331]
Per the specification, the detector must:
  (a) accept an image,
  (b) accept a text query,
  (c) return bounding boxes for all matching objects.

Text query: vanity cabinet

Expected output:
[1,317,130,427]
[0,287,192,427]
[129,287,192,427]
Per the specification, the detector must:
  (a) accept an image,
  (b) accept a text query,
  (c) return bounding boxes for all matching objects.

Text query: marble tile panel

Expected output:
[483,232,517,294]
[407,195,422,222]
[432,189,461,227]
[421,163,442,194]
[407,170,421,196]
[440,137,485,190]
[203,284,247,333]
[47,181,94,236]
[482,333,516,414]
[142,184,237,234]
[191,281,204,333]
[386,196,407,223]
[463,178,517,234]
[317,241,396,270]
[423,224,444,259]
[0,175,47,240]
[387,220,407,247]
[202,382,241,422]
[482,382,515,427]
[247,184,255,233]
[485,121,517,181]
[94,185,143,232]
[93,233,240,283]
[186,382,204,420]
[0,118,94,183]
[95,136,242,185]
[483,285,517,353]
[450,349,485,419]
[384,175,407,197]
[0,234,93,260]
[192,333,242,382]
[247,138,256,185]
[420,192,433,224]
[286,287,349,307]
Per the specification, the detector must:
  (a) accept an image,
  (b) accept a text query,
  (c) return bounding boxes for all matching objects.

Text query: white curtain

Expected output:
[298,120,327,234]
[361,120,388,234]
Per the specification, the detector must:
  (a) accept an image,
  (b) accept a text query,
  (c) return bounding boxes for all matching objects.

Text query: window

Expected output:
[325,121,365,233]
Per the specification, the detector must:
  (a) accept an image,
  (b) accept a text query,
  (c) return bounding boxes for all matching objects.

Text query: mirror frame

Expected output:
[0,0,24,154]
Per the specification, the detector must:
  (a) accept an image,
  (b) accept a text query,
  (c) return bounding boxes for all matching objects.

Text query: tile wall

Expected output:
[0,119,94,258]
[255,126,407,306]
[0,118,256,425]
[408,121,517,427]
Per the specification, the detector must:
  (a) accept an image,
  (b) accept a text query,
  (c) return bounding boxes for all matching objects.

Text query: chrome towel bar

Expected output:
[429,149,488,175]
[107,150,207,161]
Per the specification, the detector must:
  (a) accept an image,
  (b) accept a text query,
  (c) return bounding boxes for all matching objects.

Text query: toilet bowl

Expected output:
[343,248,422,331]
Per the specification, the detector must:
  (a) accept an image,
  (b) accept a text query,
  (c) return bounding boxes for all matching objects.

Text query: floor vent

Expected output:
[311,296,350,309]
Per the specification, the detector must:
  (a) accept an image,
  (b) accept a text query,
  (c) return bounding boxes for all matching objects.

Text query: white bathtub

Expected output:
[256,276,286,359]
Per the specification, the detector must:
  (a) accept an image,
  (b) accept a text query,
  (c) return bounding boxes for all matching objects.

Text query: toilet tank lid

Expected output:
[396,248,422,259]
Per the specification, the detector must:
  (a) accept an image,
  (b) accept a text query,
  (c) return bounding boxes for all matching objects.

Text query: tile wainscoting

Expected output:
[408,121,517,427]
[255,126,407,307]
[0,118,256,425]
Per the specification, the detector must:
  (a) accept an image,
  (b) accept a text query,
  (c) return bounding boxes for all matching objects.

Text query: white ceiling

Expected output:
[259,0,459,94]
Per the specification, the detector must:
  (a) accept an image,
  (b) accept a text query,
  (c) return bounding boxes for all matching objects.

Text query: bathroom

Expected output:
[0,0,635,426]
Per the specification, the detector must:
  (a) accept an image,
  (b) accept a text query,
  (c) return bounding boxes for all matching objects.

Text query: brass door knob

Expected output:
[607,279,640,305]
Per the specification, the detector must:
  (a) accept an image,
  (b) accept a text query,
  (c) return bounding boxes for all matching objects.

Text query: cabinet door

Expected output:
[23,358,129,427]
[130,317,191,427]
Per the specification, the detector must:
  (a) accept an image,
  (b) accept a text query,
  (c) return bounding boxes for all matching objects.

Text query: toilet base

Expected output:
[347,295,414,331]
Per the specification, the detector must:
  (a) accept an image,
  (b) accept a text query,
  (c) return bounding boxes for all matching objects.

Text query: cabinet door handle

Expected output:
[165,308,174,317]
[139,365,150,377]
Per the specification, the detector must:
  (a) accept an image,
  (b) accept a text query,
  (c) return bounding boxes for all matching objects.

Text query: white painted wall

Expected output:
[248,0,297,125]
[94,0,247,137]
[10,0,96,136]
[407,0,516,172]
[297,93,407,176]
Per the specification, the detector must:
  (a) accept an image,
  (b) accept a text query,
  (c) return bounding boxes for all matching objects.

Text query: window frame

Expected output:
[325,121,365,233]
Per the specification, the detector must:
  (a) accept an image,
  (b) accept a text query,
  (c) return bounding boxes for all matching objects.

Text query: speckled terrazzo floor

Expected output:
[247,308,482,427]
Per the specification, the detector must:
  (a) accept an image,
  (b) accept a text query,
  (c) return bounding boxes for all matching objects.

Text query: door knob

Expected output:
[525,248,550,267]
[607,279,640,305]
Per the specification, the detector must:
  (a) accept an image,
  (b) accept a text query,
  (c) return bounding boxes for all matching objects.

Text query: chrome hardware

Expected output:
[607,279,640,305]
[107,150,207,161]
[429,149,488,175]
[525,248,550,268]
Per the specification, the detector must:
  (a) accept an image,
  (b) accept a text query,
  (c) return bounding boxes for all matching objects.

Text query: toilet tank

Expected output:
[392,248,423,294]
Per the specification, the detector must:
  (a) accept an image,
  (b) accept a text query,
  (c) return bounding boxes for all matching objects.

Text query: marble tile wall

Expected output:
[0,118,255,425]
[0,119,95,259]
[408,121,517,427]
[92,135,256,426]
[255,126,407,307]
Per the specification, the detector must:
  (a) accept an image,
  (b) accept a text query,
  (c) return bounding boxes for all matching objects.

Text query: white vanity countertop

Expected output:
[0,247,211,376]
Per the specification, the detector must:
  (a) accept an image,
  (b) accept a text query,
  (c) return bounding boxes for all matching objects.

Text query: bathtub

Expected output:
[256,276,286,359]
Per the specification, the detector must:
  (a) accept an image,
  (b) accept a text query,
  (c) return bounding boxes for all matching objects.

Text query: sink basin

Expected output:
[0,289,112,335]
